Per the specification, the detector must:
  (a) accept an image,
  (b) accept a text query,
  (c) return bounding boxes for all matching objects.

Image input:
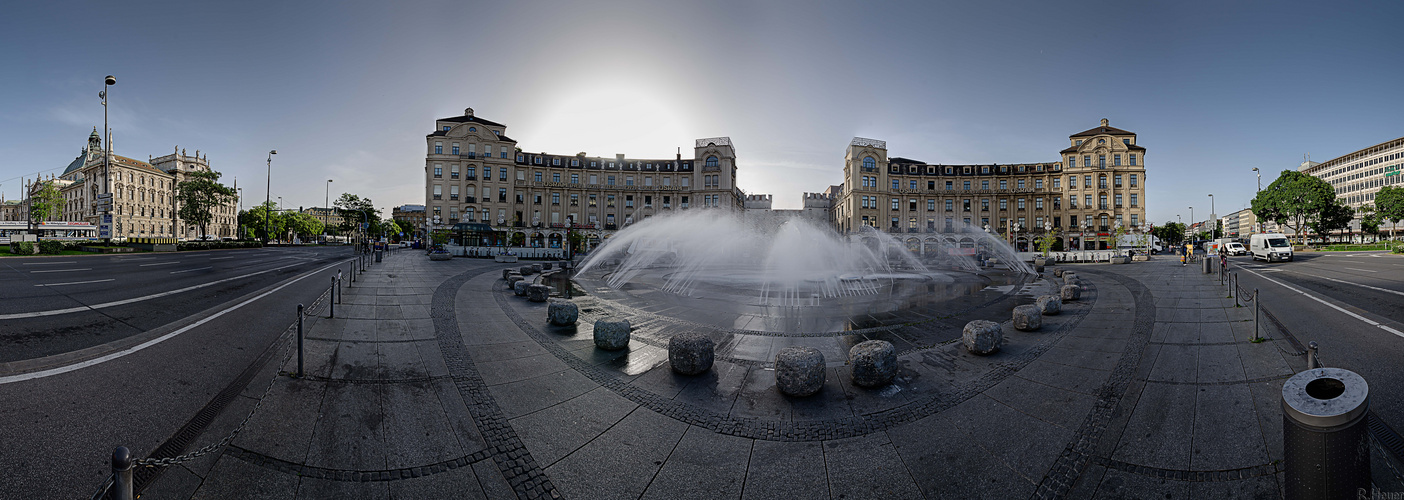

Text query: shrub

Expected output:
[12,242,35,255]
[38,240,64,254]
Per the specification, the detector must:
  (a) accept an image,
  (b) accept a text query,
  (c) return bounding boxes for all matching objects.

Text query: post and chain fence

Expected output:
[91,264,351,500]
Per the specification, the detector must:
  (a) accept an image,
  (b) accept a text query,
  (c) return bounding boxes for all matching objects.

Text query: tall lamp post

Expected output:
[1208,194,1216,240]
[1189,206,1195,240]
[1251,167,1262,234]
[99,75,115,241]
[236,187,244,239]
[324,179,333,243]
[264,150,276,245]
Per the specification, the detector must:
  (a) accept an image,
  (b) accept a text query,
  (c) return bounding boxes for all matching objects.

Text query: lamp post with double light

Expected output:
[324,179,333,244]
[264,150,276,245]
[99,75,116,242]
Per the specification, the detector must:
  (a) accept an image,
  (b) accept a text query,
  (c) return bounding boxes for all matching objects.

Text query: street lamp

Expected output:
[99,75,115,242]
[237,187,244,239]
[324,179,333,243]
[1208,194,1216,239]
[1189,206,1195,240]
[264,150,276,245]
[1251,167,1261,191]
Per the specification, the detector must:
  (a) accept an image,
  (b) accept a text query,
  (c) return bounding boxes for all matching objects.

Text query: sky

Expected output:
[2,0,1402,225]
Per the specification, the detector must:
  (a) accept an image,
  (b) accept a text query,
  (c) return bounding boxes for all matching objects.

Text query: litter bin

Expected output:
[375,250,383,262]
[1281,367,1370,500]
[1202,254,1213,274]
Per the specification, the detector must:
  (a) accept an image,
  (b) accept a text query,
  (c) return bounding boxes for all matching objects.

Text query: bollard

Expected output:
[337,271,343,302]
[1307,341,1320,369]
[1252,288,1260,342]
[111,446,133,500]
[297,304,305,378]
[1281,367,1370,499]
[330,276,337,318]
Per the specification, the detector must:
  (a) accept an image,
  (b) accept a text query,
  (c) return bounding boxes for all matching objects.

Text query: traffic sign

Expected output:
[96,193,113,200]
[96,203,112,212]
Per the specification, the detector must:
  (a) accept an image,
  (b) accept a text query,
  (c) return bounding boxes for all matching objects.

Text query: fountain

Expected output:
[573,211,1032,333]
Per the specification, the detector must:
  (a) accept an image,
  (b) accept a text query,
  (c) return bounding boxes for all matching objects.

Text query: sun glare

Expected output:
[527,83,692,157]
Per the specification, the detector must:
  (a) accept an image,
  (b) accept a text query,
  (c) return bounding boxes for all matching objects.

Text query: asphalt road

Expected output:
[0,246,360,498]
[1230,250,1404,437]
[0,246,354,362]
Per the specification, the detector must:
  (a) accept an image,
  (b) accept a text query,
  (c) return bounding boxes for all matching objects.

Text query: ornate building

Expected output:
[833,119,1148,252]
[55,129,238,239]
[425,108,741,249]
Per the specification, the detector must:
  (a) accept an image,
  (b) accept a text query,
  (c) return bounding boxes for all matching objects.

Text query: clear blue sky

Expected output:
[3,0,1401,225]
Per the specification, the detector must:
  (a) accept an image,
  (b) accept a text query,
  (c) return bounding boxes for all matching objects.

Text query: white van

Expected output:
[1250,233,1293,262]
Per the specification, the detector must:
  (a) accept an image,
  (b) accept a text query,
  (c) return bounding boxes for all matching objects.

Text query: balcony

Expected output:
[432,195,442,200]
[463,196,476,204]
[450,174,459,179]
[449,195,459,200]
[464,175,476,180]
[1099,204,1109,210]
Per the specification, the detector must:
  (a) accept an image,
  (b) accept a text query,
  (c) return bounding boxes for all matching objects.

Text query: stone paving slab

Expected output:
[158,252,1339,499]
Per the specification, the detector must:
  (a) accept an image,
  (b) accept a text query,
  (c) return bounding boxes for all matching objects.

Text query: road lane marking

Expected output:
[34,279,115,287]
[139,261,180,267]
[1239,267,1404,340]
[21,261,78,265]
[1297,271,1404,297]
[29,268,90,273]
[1343,267,1376,273]
[1,260,318,320]
[210,256,236,260]
[0,259,351,385]
[170,267,213,274]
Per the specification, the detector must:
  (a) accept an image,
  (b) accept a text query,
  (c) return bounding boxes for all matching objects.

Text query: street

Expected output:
[1230,250,1404,439]
[0,246,356,498]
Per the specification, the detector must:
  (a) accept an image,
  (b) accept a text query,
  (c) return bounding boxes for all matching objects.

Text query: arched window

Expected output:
[705,156,719,168]
[863,157,875,170]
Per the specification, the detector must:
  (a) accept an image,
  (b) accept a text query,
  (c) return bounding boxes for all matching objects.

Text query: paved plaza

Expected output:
[136,251,1401,499]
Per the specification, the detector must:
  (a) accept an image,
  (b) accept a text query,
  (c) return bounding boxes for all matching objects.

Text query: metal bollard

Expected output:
[1281,367,1370,499]
[297,304,305,378]
[1307,341,1320,369]
[1253,288,1260,341]
[330,276,337,318]
[111,446,133,500]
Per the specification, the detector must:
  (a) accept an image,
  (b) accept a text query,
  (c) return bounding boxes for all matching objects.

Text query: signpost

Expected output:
[99,214,113,239]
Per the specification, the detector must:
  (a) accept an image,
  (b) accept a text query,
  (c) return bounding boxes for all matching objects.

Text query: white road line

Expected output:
[21,261,78,265]
[170,267,212,274]
[0,259,350,385]
[210,256,236,260]
[1298,271,1404,298]
[139,261,180,267]
[1239,267,1404,340]
[34,279,115,287]
[0,260,314,320]
[29,268,90,273]
[1343,267,1376,273]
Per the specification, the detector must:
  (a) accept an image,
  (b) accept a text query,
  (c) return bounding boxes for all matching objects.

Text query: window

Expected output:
[570,173,579,184]
[1085,195,1093,207]
[999,198,1007,210]
[1131,214,1139,226]
[484,166,491,179]
[442,125,450,131]
[963,199,972,212]
[1099,195,1108,209]
[626,176,634,186]
[1098,155,1106,168]
[1053,197,1061,210]
[499,188,507,202]
[1017,179,1025,189]
[1075,140,1083,146]
[552,173,561,183]
[517,170,526,181]
[607,195,615,208]
[1068,156,1076,167]
[449,186,459,200]
[1099,175,1108,189]
[892,179,900,189]
[534,172,542,182]
[981,199,990,211]
[1035,179,1043,189]
[433,185,442,199]
[1114,154,1121,166]
[552,193,560,205]
[1035,198,1043,209]
[1083,156,1091,168]
[625,195,633,208]
[909,199,917,211]
[706,156,719,168]
[645,177,653,186]
[589,174,598,184]
[863,157,876,170]
[1115,194,1123,207]
[500,168,507,181]
[928,180,935,190]
[681,177,689,187]
[945,181,953,190]
[434,142,442,154]
[927,199,935,211]
[466,166,476,179]
[1084,175,1092,187]
[981,180,989,190]
[451,144,460,155]
[963,181,971,190]
[1017,198,1026,210]
[1052,178,1060,188]
[945,199,953,211]
[433,165,442,177]
[589,194,597,207]
[999,180,1007,190]
[570,194,579,206]
[891,198,899,210]
[1130,194,1138,207]
[1130,174,1138,187]
[1129,155,1137,166]
[910,180,917,190]
[607,176,615,186]
[1114,175,1122,188]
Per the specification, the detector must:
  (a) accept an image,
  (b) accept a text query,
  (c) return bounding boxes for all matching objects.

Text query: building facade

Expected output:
[51,129,238,239]
[832,119,1148,252]
[1298,136,1404,239]
[392,204,426,239]
[425,108,742,249]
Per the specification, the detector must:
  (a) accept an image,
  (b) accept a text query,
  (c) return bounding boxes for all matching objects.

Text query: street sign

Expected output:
[96,193,113,200]
[99,214,113,238]
[96,203,112,212]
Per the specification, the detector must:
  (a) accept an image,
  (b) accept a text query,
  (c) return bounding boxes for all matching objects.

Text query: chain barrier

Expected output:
[91,275,339,499]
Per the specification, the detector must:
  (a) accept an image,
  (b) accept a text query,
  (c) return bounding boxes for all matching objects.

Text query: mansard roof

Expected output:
[1070,125,1136,138]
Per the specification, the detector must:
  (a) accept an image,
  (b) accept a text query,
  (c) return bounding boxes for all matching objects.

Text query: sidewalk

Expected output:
[135,251,1373,499]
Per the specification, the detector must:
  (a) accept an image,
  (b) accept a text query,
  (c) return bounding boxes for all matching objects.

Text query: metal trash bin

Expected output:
[1202,255,1213,274]
[1281,367,1370,500]
[375,250,383,262]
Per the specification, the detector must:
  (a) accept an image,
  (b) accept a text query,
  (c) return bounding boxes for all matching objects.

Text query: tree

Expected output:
[333,193,380,234]
[238,202,284,242]
[1309,202,1354,244]
[282,211,324,240]
[1251,170,1337,244]
[175,170,237,240]
[28,180,63,232]
[1152,222,1185,246]
[1376,186,1404,240]
[1359,205,1382,242]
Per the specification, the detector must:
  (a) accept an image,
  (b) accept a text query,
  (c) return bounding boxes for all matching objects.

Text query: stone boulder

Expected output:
[527,284,551,302]
[503,269,516,280]
[1054,268,1065,277]
[506,274,523,288]
[849,340,897,388]
[514,280,530,296]
[1012,304,1042,331]
[519,265,535,276]
[547,299,578,326]
[962,320,1003,355]
[1035,295,1062,315]
[1062,272,1078,283]
[593,319,631,350]
[1060,284,1081,301]
[775,347,825,396]
[543,262,553,270]
[531,264,543,273]
[668,332,715,375]
[1034,265,1045,273]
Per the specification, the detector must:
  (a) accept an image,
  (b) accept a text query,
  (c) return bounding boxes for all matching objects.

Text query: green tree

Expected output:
[238,202,284,242]
[28,180,63,231]
[1251,170,1337,243]
[1376,186,1404,240]
[1359,205,1382,242]
[1152,222,1185,246]
[333,193,380,234]
[175,170,237,240]
[282,211,324,240]
[1309,202,1354,244]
